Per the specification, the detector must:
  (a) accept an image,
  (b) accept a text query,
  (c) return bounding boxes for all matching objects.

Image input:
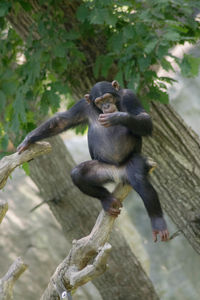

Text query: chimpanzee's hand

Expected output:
[98,112,125,127]
[151,216,169,242]
[101,197,122,217]
[17,137,31,154]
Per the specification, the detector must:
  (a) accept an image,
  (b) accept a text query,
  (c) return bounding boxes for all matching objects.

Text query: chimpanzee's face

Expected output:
[94,93,118,114]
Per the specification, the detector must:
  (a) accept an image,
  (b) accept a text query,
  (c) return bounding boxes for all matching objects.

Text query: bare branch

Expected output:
[0,142,52,190]
[0,257,27,300]
[0,142,52,299]
[0,199,8,225]
[41,160,156,299]
[0,142,51,225]
[40,183,139,299]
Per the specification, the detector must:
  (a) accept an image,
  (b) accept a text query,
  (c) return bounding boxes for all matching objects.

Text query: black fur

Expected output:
[18,81,167,236]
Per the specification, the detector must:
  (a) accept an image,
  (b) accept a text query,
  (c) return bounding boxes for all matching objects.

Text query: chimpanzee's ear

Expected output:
[84,94,91,104]
[112,80,120,91]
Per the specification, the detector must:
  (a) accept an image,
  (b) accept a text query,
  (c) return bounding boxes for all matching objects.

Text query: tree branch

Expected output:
[0,141,52,190]
[41,161,156,299]
[0,142,52,299]
[0,257,27,300]
[0,142,51,223]
[40,182,132,300]
[0,199,8,224]
[0,139,155,300]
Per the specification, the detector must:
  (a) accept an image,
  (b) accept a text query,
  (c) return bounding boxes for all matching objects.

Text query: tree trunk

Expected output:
[144,103,200,253]
[29,136,159,300]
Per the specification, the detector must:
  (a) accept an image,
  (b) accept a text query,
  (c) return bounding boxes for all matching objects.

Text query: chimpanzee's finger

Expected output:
[17,145,27,154]
[152,231,158,242]
[108,208,121,217]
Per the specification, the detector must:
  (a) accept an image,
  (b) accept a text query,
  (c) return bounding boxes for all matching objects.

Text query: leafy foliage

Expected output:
[0,0,200,153]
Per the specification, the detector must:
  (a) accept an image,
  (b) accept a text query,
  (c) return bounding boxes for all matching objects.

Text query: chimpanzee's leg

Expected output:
[71,160,125,216]
[126,154,169,241]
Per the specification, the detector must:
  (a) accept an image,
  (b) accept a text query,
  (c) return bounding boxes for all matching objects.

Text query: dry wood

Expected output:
[40,184,132,300]
[0,199,8,225]
[0,257,27,300]
[41,165,155,299]
[0,142,52,190]
[0,142,52,224]
[0,139,156,299]
[0,142,51,299]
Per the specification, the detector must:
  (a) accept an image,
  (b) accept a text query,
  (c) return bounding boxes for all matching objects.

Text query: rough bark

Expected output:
[144,103,200,252]
[29,137,159,300]
[40,184,131,300]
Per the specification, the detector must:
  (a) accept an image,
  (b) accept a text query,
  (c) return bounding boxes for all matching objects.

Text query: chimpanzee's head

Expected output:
[85,81,120,114]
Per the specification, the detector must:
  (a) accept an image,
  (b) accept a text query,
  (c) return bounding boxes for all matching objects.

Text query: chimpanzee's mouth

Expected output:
[103,109,116,114]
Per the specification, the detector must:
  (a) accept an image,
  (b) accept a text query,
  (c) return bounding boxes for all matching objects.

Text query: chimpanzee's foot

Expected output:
[151,217,169,242]
[101,197,122,217]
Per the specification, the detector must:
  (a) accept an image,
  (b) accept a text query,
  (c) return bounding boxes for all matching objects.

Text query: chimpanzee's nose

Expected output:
[104,103,110,109]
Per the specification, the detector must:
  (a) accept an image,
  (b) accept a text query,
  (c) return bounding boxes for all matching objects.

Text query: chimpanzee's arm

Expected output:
[119,89,153,136]
[18,99,88,153]
[99,89,152,136]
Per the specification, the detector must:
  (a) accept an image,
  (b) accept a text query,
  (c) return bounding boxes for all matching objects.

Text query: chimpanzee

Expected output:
[18,80,169,242]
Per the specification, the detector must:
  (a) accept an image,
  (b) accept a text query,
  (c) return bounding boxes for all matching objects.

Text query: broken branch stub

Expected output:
[0,257,27,300]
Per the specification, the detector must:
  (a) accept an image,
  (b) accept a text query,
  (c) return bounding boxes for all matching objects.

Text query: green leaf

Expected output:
[161,58,174,72]
[158,91,169,104]
[19,1,32,11]
[148,86,169,104]
[164,31,180,42]
[0,2,12,17]
[123,26,135,41]
[1,80,18,96]
[76,5,89,22]
[128,73,140,93]
[180,55,192,77]
[89,9,117,26]
[13,94,26,123]
[115,71,123,86]
[158,76,177,84]
[94,55,113,78]
[43,91,61,113]
[137,57,151,72]
[180,55,200,77]
[53,44,66,58]
[22,162,30,176]
[0,90,6,112]
[1,134,8,151]
[101,56,113,78]
[187,56,200,77]
[108,32,124,53]
[144,40,157,54]
[50,82,69,95]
